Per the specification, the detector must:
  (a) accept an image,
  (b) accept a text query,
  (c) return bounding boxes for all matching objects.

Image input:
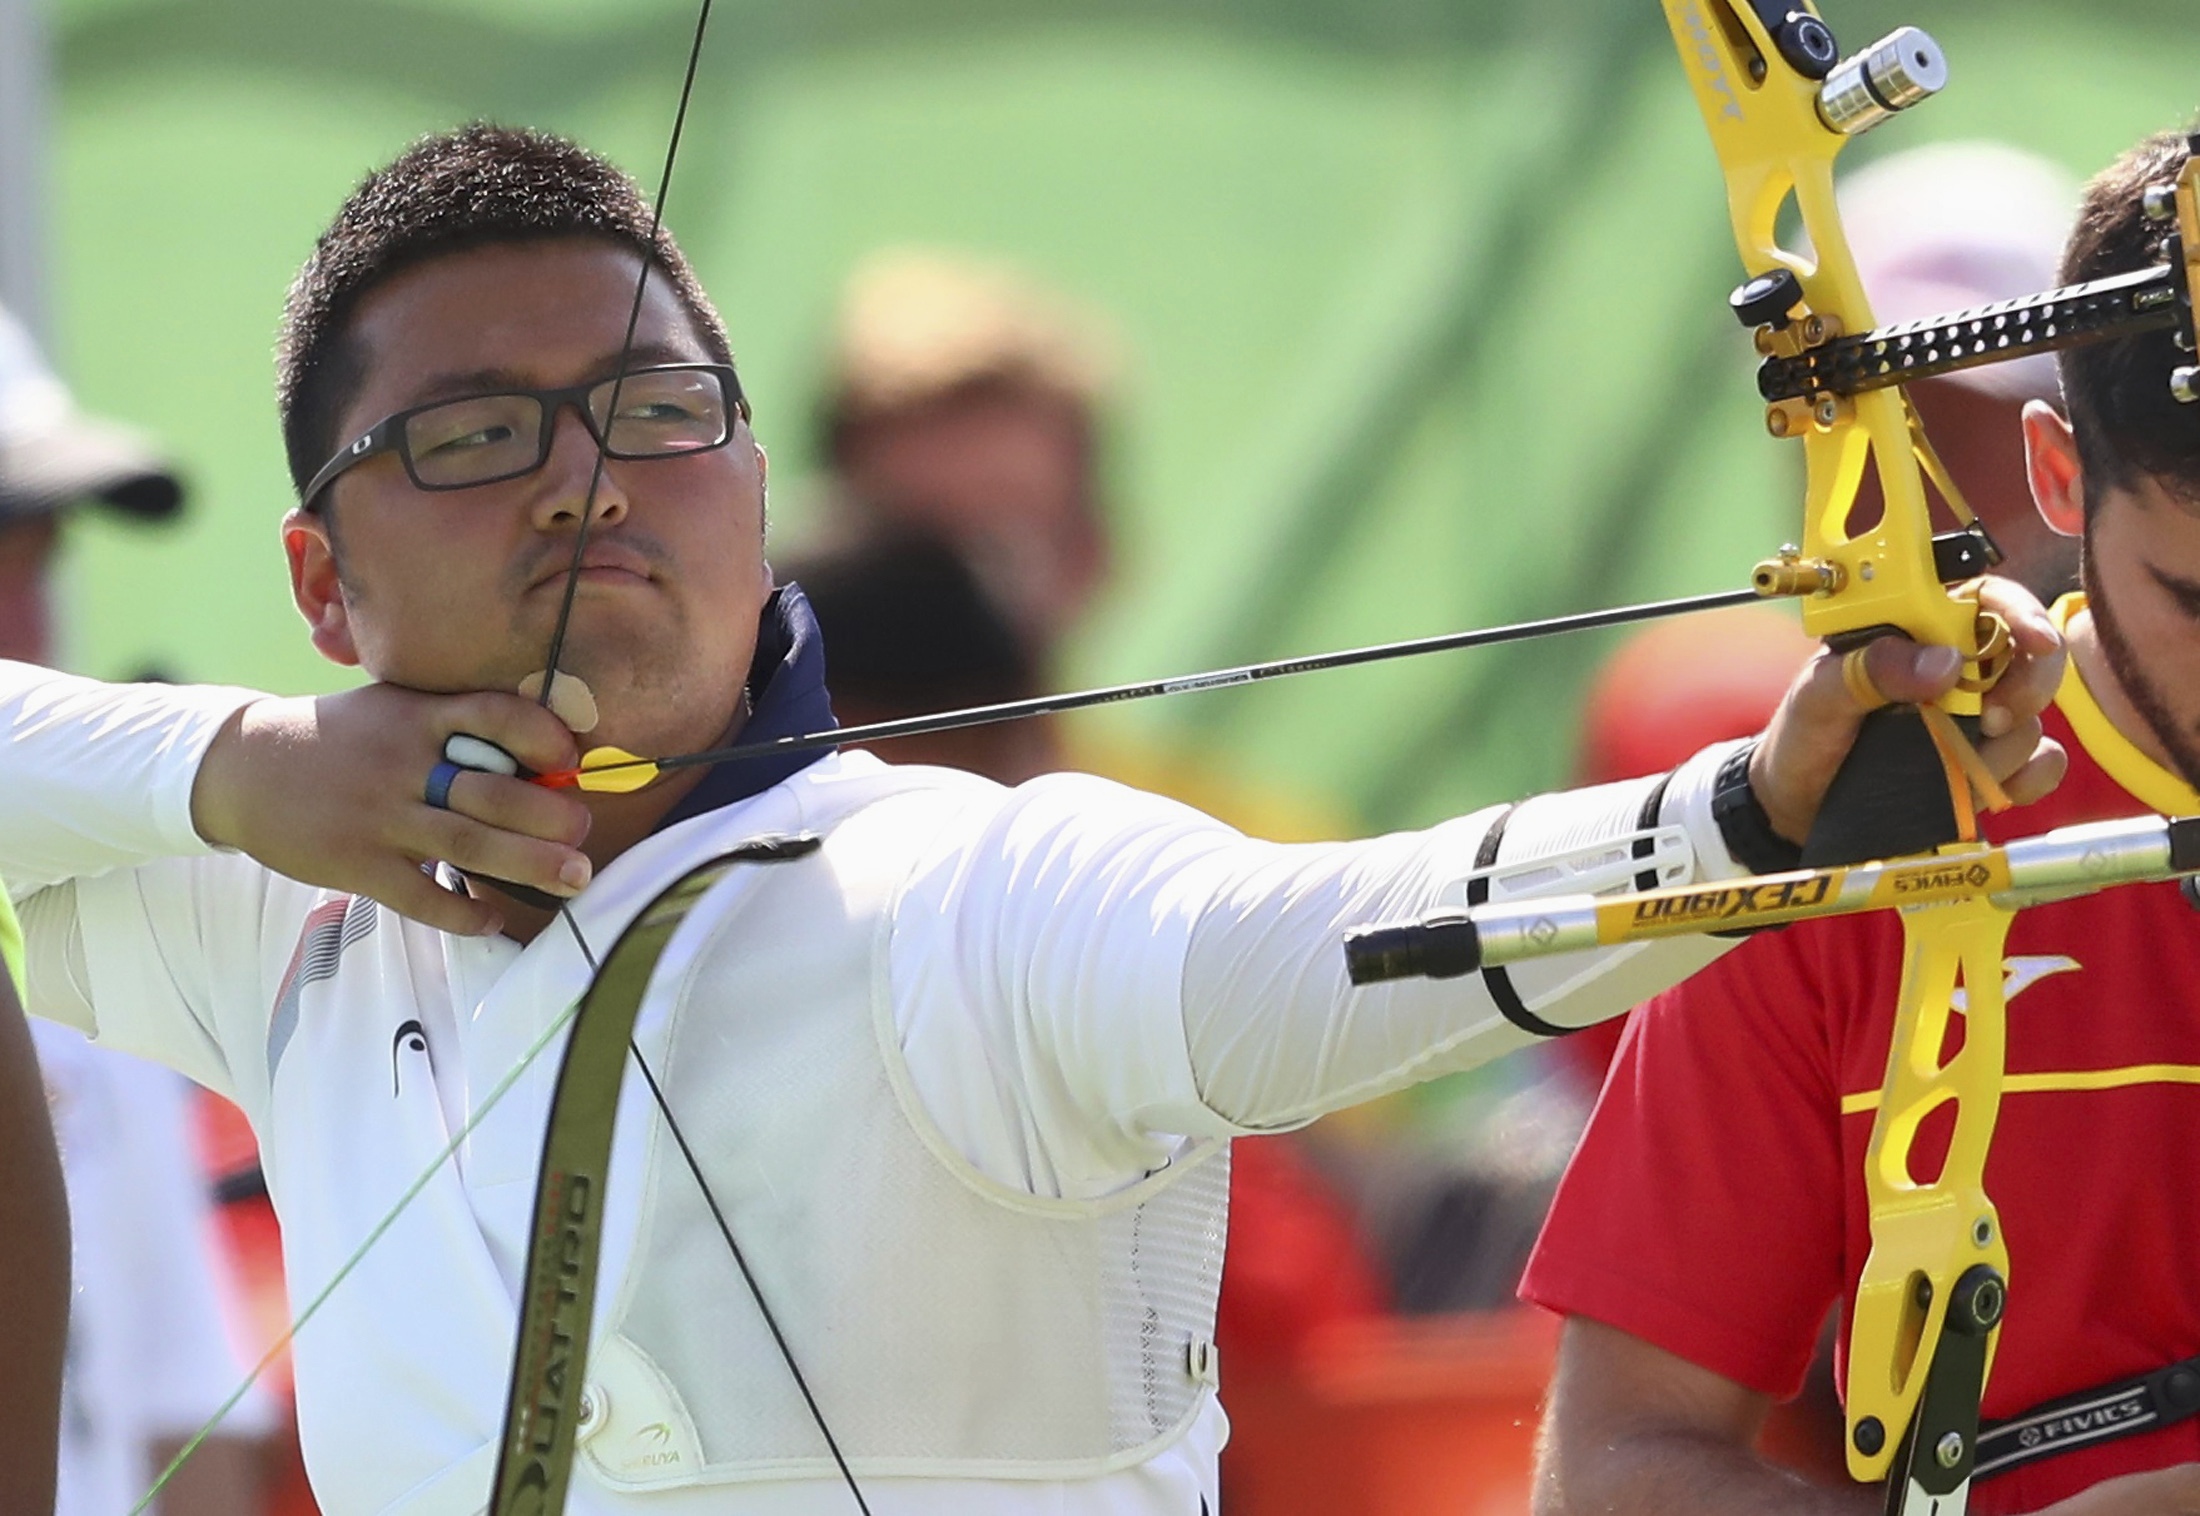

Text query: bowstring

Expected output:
[533,0,714,693]
[523,0,874,1508]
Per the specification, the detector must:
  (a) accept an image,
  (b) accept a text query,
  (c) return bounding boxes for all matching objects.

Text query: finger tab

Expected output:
[445,734,521,777]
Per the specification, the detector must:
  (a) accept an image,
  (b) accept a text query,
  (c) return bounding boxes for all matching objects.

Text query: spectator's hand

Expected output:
[1749,576,2067,848]
[191,685,591,936]
[2031,1464,2200,1515]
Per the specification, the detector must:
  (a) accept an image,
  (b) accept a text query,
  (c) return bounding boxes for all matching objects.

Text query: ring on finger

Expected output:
[425,759,466,811]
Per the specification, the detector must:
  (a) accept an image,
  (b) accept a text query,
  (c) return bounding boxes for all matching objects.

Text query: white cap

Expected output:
[0,302,181,520]
[1838,141,2079,403]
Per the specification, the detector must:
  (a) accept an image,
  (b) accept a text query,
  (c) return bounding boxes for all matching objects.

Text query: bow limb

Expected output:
[1663,2,2010,1505]
[1675,0,1985,683]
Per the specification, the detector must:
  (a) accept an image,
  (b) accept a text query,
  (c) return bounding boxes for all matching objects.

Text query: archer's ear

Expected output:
[282,508,362,667]
[2022,401,2085,539]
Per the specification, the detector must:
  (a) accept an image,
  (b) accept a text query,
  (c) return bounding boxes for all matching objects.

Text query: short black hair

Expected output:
[2059,128,2200,509]
[275,122,733,499]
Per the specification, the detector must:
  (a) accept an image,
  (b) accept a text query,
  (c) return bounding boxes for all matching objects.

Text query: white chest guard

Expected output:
[576,782,1229,1492]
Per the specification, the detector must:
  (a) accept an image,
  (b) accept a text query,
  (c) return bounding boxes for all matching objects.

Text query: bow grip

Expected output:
[1801,578,2009,869]
[1802,701,1979,868]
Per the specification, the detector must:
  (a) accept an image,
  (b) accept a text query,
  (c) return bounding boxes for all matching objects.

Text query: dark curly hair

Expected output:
[275,122,733,499]
[2059,128,2200,509]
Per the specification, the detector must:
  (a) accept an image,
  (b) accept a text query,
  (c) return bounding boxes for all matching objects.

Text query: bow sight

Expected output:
[1345,5,2200,1516]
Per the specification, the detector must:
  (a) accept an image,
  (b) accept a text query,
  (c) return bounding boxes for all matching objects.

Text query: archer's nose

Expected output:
[533,402,631,533]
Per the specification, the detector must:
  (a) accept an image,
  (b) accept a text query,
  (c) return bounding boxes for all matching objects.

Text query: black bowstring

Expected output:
[528,3,872,1511]
[533,0,712,694]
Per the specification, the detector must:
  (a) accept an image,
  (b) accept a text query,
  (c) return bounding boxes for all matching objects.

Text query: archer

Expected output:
[0,124,2059,1512]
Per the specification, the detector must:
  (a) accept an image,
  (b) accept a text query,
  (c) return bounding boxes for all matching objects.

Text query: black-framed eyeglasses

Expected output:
[300,362,750,508]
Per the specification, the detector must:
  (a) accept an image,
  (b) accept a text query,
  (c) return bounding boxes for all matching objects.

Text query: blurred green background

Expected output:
[44,0,2200,829]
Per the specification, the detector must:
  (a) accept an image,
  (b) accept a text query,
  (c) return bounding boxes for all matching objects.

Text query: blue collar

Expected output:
[654,583,839,831]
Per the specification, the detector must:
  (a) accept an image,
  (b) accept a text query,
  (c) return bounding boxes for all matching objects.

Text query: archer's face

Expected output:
[284,239,770,761]
[2083,474,2200,785]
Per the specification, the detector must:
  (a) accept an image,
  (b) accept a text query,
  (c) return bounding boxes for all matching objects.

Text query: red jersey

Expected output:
[1523,614,2200,1512]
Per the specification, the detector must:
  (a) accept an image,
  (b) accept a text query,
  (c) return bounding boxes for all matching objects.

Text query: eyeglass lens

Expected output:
[401,369,733,488]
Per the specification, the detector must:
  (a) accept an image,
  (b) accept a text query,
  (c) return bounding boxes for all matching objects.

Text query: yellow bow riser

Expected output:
[1847,890,2013,1482]
[1664,0,2010,1495]
[1351,51,2200,1501]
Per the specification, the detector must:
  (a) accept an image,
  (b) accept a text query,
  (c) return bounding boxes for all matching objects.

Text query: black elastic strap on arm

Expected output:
[1974,1355,2200,1483]
[1632,771,1676,893]
[1468,804,1570,1039]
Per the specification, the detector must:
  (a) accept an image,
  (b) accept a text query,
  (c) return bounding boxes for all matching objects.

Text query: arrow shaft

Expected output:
[638,585,1765,779]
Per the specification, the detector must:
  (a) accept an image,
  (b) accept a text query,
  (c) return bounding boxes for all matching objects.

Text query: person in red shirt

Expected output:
[1524,132,2200,1514]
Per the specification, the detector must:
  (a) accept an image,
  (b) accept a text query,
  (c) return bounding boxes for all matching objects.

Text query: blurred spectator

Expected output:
[809,247,1338,832]
[37,1021,276,1516]
[788,525,1060,784]
[1840,142,2081,600]
[0,302,179,662]
[0,299,278,1515]
[814,249,1118,653]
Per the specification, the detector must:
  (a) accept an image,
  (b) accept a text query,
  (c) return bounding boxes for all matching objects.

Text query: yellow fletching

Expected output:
[573,747,660,794]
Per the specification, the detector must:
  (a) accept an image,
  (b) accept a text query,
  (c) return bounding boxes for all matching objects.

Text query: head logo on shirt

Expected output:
[391,1019,428,1097]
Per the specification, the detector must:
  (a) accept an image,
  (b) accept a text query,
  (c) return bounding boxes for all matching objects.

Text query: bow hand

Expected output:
[1748,576,2067,853]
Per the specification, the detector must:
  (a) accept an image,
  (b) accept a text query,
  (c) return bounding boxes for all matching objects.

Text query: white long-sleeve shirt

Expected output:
[0,664,1745,1513]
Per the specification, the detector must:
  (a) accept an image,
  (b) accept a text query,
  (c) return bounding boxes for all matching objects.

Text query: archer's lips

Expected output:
[529,547,656,591]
